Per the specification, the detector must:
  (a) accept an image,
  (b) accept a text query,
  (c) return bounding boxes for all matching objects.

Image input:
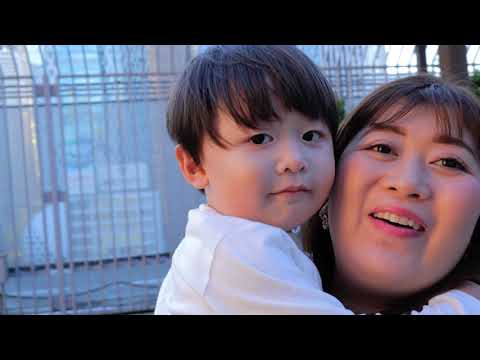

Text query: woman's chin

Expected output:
[360,273,434,299]
[339,260,431,298]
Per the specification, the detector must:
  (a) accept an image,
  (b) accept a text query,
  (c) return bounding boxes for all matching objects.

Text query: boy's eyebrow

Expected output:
[365,123,479,161]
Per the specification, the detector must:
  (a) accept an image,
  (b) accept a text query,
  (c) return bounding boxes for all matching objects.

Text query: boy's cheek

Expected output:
[312,153,335,182]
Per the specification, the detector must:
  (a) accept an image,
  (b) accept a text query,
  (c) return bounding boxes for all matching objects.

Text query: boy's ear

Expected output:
[175,144,208,189]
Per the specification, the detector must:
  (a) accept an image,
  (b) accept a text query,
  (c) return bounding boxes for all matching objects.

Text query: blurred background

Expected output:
[0,45,479,314]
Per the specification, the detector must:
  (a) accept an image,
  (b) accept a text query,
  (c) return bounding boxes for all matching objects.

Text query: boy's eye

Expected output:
[250,133,274,145]
[369,144,392,154]
[302,130,323,143]
[434,158,467,172]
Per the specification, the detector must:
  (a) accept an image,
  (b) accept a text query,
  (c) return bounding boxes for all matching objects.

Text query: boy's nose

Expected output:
[275,144,307,174]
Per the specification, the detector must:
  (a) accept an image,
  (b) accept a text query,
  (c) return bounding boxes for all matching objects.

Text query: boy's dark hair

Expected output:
[167,45,340,164]
[302,74,480,314]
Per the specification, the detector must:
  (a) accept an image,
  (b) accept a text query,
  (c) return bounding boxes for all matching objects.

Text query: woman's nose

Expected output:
[381,158,432,200]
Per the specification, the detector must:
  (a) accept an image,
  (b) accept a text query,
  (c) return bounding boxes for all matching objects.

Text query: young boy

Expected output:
[155,45,480,314]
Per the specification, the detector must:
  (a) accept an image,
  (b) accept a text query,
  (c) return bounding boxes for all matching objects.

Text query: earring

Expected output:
[291,225,301,234]
[319,206,329,230]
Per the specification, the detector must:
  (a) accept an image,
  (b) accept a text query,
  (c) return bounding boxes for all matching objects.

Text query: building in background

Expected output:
[299,45,390,111]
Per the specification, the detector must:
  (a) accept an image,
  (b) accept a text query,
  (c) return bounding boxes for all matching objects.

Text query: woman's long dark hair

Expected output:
[302,74,480,314]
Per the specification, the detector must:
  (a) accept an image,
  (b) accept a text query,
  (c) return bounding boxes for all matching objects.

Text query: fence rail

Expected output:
[0,45,202,314]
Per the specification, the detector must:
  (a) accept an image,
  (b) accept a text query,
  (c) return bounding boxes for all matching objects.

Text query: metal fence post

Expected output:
[0,253,7,314]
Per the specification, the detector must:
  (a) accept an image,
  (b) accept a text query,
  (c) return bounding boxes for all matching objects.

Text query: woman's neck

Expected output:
[329,271,392,314]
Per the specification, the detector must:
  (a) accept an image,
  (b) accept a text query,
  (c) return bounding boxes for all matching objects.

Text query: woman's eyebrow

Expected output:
[365,123,406,136]
[433,134,478,161]
[364,124,479,160]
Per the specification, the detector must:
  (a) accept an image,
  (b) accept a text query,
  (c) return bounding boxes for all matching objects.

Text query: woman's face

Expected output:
[329,105,480,297]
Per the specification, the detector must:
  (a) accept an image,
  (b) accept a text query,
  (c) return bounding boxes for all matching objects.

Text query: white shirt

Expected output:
[155,204,480,315]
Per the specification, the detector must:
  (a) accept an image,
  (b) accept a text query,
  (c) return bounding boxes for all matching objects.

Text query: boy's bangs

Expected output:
[217,71,330,129]
[218,70,281,131]
[206,71,280,148]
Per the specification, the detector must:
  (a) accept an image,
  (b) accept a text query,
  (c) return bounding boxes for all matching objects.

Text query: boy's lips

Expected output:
[271,185,310,195]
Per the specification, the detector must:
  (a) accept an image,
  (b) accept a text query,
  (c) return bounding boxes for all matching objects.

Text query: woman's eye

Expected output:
[302,130,323,143]
[249,133,274,145]
[369,144,392,154]
[435,158,467,172]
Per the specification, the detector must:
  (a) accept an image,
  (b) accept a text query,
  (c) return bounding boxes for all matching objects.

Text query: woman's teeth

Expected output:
[372,212,422,231]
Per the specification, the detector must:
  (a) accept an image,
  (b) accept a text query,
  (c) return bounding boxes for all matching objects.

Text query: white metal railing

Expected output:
[299,45,480,112]
[0,45,202,314]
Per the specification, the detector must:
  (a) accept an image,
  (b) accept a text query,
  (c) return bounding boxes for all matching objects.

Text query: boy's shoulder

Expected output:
[188,204,293,252]
[178,204,289,259]
[171,204,296,295]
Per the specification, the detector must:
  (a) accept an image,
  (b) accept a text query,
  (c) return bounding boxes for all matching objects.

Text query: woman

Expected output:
[303,74,480,314]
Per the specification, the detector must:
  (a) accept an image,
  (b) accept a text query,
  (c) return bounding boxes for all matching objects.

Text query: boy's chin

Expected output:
[270,214,310,231]
[267,219,302,232]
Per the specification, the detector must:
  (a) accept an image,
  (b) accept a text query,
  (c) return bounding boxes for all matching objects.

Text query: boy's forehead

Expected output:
[215,108,249,131]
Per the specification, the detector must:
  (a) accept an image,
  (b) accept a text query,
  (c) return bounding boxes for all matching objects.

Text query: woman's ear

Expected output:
[175,144,208,189]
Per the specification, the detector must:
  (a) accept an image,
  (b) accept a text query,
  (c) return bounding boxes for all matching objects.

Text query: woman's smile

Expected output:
[369,214,425,238]
[368,206,427,238]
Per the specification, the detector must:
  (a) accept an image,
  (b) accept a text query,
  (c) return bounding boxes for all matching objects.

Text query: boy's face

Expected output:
[197,101,335,230]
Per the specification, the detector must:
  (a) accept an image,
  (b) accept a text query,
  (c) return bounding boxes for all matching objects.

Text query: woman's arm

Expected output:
[410,283,480,315]
[456,280,480,300]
